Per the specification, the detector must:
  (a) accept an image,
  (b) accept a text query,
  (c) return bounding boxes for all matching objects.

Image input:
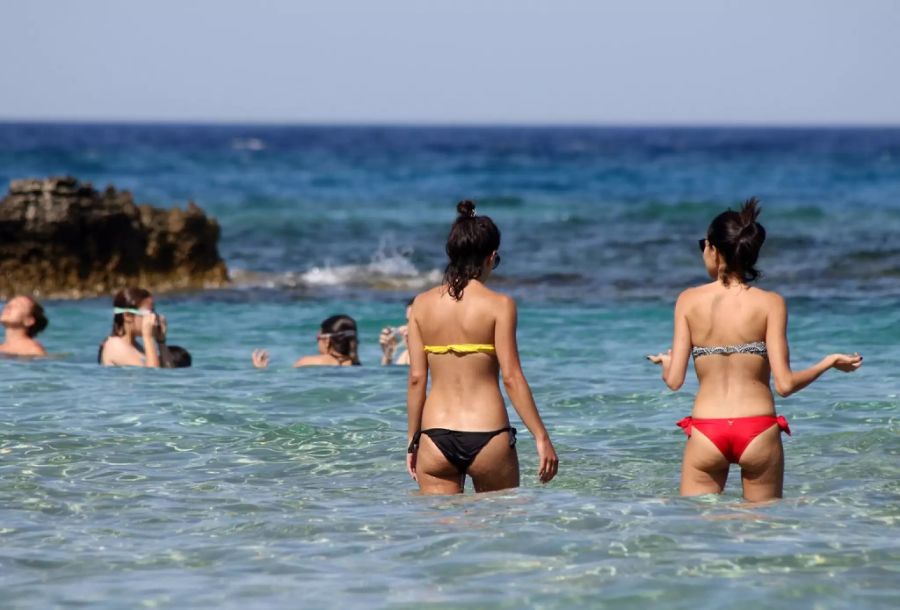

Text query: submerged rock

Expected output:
[0,177,229,298]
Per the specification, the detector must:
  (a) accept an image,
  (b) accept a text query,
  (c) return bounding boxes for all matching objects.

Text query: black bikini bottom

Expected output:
[408,427,517,473]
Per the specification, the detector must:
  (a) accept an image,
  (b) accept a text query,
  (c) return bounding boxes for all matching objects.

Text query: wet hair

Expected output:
[24,297,48,338]
[321,314,360,365]
[167,345,192,368]
[111,287,152,336]
[443,200,501,300]
[707,198,766,285]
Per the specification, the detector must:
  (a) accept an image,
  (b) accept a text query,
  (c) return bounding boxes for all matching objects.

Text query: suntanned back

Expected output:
[413,281,510,430]
[684,282,777,417]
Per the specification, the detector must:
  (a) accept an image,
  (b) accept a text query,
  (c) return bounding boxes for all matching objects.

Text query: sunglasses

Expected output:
[492,253,501,270]
[697,238,707,253]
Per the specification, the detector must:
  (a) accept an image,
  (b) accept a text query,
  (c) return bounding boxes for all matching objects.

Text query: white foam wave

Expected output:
[231,244,441,291]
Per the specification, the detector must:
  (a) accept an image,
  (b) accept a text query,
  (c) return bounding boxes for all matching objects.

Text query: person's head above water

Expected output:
[318,314,360,365]
[1,295,48,338]
[444,200,501,300]
[166,345,192,368]
[111,287,154,337]
[701,198,766,285]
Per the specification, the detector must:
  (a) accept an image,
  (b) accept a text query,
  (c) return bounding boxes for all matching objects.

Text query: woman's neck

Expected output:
[2,326,30,346]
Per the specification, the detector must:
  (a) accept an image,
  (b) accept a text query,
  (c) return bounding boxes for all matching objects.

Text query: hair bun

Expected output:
[739,197,761,226]
[456,200,476,218]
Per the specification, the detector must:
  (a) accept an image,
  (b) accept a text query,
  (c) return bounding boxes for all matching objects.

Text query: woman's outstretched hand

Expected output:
[831,352,863,372]
[536,436,559,483]
[252,349,270,368]
[647,349,672,367]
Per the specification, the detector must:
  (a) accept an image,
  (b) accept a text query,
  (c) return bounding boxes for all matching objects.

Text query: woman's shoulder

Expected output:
[746,285,785,305]
[294,354,332,367]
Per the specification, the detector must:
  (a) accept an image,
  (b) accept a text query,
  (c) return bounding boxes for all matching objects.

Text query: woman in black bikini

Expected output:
[406,200,558,494]
[649,199,862,500]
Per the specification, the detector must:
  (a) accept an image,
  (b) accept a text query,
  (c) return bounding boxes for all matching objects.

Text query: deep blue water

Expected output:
[0,124,898,608]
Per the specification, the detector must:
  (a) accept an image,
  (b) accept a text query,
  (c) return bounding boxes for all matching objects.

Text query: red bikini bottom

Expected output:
[677,415,791,463]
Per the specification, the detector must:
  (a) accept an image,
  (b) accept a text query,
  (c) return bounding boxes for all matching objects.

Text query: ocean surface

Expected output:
[1,124,898,609]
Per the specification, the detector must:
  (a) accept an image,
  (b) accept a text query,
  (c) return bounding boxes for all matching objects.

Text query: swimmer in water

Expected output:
[648,199,862,501]
[380,298,414,366]
[406,200,558,494]
[99,287,171,367]
[253,314,361,368]
[0,295,48,357]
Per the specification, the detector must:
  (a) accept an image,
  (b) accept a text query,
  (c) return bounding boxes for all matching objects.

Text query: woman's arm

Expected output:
[649,291,693,390]
[494,295,558,483]
[405,300,428,481]
[766,293,862,397]
[141,314,160,368]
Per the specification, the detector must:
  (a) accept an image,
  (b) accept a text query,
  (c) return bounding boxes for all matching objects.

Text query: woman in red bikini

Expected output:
[406,200,558,494]
[649,199,862,501]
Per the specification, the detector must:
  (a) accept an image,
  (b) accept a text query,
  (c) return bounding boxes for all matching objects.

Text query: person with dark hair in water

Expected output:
[405,200,558,494]
[252,314,361,368]
[649,198,862,501]
[99,287,171,367]
[0,295,49,357]
[380,297,414,366]
[166,345,192,368]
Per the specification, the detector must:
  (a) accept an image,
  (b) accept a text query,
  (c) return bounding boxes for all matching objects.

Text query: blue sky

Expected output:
[1,0,898,124]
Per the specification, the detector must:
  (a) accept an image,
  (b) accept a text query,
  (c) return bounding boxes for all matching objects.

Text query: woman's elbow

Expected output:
[664,378,684,391]
[774,383,793,398]
[407,371,427,389]
[502,371,526,392]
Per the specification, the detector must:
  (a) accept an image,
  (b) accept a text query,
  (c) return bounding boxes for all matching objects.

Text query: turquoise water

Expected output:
[1,125,899,608]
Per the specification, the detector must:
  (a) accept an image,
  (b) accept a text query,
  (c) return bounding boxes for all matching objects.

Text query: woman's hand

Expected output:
[647,349,672,367]
[252,349,270,368]
[406,448,417,481]
[141,312,158,337]
[379,327,398,364]
[536,436,559,483]
[831,352,863,372]
[153,314,168,343]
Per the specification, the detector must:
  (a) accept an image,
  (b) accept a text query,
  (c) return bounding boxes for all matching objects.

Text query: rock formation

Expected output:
[0,177,229,299]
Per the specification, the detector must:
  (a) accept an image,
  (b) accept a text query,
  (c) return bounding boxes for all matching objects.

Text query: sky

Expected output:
[1,0,898,125]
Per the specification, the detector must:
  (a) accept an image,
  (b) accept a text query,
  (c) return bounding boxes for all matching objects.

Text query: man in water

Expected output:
[0,295,48,357]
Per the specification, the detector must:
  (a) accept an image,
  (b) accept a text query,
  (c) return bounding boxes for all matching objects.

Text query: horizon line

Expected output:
[2,117,900,129]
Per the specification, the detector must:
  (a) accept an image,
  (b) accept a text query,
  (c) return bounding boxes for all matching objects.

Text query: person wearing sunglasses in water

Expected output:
[649,199,862,501]
[99,287,172,367]
[252,314,361,368]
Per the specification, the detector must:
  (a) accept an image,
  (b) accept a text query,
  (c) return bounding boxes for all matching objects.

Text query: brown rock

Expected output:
[0,176,229,299]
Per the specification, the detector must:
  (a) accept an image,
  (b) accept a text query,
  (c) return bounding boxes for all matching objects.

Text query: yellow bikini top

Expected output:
[423,344,496,355]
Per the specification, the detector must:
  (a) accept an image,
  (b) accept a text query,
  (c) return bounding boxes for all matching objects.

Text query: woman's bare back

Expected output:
[680,282,778,417]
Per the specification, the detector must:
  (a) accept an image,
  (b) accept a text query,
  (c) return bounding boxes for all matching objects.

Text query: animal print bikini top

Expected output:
[691,341,768,359]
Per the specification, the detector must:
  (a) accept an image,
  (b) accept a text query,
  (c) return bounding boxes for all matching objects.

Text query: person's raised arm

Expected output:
[405,300,428,481]
[766,293,862,397]
[494,295,558,483]
[141,313,160,368]
[648,290,692,390]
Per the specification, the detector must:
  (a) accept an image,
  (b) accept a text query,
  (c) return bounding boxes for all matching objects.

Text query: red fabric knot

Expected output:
[676,416,693,437]
[776,415,791,436]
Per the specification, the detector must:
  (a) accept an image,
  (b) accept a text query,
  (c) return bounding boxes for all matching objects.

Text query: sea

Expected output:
[0,123,898,609]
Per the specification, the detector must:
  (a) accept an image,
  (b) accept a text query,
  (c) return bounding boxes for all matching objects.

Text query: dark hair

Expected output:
[707,198,766,285]
[321,314,360,365]
[443,200,501,300]
[167,345,192,368]
[24,297,48,338]
[111,287,152,336]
